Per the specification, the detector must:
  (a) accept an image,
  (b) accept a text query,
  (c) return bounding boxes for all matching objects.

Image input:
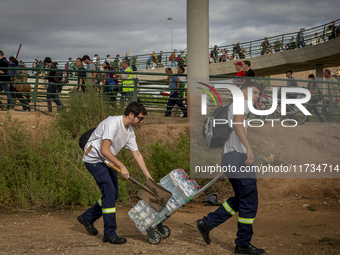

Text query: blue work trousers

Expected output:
[82,162,119,238]
[203,151,258,247]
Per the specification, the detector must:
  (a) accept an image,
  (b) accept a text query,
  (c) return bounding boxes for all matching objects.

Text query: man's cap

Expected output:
[265,37,268,39]
[233,61,243,66]
[173,49,177,51]
[44,57,52,63]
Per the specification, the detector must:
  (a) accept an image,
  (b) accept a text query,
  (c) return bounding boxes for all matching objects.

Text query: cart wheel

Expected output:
[148,230,162,244]
[161,225,171,239]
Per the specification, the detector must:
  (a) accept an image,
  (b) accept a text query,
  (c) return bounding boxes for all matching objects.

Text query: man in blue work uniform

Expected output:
[78,102,153,245]
[196,81,265,254]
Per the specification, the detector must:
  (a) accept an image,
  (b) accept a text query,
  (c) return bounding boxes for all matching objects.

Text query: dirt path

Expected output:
[0,196,339,255]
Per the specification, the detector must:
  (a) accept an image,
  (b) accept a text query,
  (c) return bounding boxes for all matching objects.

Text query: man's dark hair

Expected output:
[68,57,72,61]
[165,67,171,71]
[124,101,147,116]
[82,55,90,61]
[9,56,16,63]
[0,50,4,57]
[243,60,251,67]
[286,69,293,74]
[94,54,98,57]
[107,55,110,58]
[240,80,261,91]
[178,66,185,73]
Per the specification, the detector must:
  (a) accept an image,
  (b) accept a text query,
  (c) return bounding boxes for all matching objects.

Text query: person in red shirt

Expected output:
[233,61,245,87]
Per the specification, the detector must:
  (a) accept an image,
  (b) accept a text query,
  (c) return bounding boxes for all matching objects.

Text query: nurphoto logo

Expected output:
[199,83,312,127]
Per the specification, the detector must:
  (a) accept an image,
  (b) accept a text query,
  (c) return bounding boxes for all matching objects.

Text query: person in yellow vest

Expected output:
[119,60,134,103]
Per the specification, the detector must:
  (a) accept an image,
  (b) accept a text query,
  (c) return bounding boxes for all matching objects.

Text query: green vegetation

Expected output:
[0,116,100,209]
[57,86,124,137]
[0,90,193,210]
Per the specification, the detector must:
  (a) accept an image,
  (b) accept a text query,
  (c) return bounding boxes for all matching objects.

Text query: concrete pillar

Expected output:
[315,64,324,90]
[187,0,209,117]
[316,64,324,79]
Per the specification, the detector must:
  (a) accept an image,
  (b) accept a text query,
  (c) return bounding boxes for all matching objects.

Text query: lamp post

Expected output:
[167,17,173,52]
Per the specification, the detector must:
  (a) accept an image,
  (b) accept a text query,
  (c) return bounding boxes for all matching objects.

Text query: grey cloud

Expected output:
[0,0,338,62]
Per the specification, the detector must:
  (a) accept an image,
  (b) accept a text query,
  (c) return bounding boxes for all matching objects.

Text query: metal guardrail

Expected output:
[0,67,339,122]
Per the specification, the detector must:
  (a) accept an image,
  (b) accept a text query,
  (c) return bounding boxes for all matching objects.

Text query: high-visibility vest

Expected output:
[122,67,134,92]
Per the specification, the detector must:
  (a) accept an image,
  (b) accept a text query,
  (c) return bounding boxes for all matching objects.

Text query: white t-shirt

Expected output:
[223,100,250,155]
[82,116,138,164]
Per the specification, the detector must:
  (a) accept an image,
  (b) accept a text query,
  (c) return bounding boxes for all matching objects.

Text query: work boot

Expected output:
[103,235,127,244]
[195,219,211,244]
[234,244,265,254]
[77,215,98,235]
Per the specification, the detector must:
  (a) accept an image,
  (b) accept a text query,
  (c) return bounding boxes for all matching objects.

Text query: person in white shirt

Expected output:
[78,102,152,245]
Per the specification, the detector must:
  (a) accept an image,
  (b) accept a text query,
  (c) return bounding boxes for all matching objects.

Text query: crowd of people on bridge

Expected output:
[209,20,340,61]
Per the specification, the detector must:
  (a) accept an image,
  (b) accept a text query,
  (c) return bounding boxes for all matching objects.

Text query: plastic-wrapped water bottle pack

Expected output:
[128,169,200,234]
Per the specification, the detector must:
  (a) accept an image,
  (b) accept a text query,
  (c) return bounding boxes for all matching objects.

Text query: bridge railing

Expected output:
[213,19,340,60]
[19,19,339,71]
[0,67,339,122]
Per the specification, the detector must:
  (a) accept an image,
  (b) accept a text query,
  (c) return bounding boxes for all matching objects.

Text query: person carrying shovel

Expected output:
[78,101,152,245]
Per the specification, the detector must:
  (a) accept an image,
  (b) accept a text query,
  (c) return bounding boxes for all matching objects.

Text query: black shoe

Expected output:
[77,215,98,235]
[103,235,127,244]
[195,219,211,244]
[235,244,265,254]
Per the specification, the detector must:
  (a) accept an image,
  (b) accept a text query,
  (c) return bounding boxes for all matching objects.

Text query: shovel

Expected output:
[85,145,172,212]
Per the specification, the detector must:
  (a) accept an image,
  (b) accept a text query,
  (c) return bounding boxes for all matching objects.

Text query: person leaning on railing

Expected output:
[312,33,321,45]
[286,37,296,50]
[273,38,282,52]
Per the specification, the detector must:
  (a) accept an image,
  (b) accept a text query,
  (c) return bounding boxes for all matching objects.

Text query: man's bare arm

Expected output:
[131,150,152,180]
[233,114,254,165]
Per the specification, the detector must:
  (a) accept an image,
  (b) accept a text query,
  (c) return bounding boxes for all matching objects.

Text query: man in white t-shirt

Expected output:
[78,102,152,245]
[196,81,266,255]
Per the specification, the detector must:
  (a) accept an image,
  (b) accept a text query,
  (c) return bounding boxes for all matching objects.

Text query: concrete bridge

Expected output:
[137,37,340,81]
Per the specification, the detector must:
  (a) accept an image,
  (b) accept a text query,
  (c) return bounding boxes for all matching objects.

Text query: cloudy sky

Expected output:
[1,0,338,62]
